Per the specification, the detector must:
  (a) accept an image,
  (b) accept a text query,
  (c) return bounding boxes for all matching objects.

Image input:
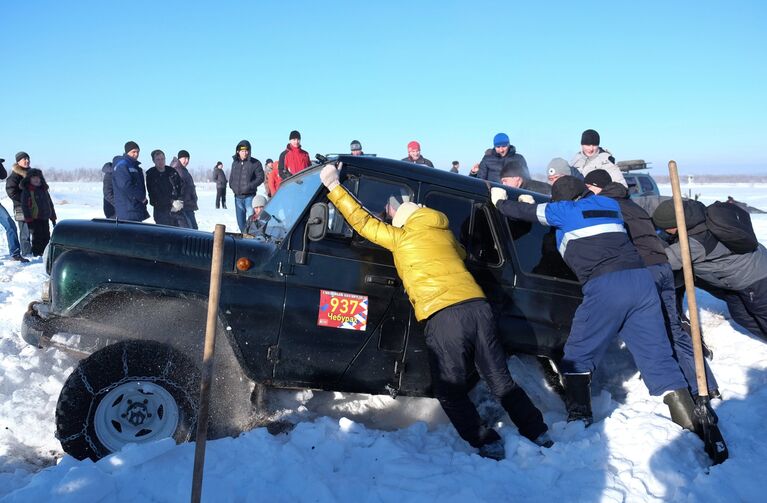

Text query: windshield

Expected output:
[254,167,322,243]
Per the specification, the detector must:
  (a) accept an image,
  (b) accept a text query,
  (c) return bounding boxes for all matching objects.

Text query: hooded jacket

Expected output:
[113,154,149,222]
[229,140,265,196]
[327,185,485,321]
[571,148,627,187]
[477,147,530,183]
[599,182,667,267]
[5,163,29,218]
[663,199,767,291]
[20,169,56,222]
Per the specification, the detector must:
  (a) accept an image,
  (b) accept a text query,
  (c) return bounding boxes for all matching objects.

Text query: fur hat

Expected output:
[391,201,421,228]
[500,158,526,179]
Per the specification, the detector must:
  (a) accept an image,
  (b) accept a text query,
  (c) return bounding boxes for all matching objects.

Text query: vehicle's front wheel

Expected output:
[56,340,200,461]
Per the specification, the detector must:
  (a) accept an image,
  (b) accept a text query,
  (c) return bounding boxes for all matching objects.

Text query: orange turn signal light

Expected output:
[236,257,253,271]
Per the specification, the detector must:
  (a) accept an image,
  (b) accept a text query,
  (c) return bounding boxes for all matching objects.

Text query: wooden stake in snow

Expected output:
[191,224,226,503]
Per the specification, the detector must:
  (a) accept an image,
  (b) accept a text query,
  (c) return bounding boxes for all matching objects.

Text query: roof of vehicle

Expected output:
[328,155,550,200]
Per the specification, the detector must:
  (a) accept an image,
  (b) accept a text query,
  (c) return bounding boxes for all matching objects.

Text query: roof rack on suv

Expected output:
[617,159,651,172]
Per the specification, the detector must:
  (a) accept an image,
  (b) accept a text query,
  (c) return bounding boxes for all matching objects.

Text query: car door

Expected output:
[274,169,416,394]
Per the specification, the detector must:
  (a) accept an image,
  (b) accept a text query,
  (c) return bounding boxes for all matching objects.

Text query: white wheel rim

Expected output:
[94,380,180,453]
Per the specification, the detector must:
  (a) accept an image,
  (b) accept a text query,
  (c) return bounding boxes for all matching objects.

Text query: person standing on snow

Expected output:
[101,159,117,219]
[278,130,311,180]
[583,169,720,397]
[570,129,626,187]
[5,151,35,255]
[400,140,434,167]
[0,156,29,262]
[213,161,228,209]
[476,132,530,183]
[491,176,712,441]
[229,140,264,233]
[113,142,150,222]
[172,150,198,229]
[20,168,56,256]
[319,162,552,460]
[146,149,186,227]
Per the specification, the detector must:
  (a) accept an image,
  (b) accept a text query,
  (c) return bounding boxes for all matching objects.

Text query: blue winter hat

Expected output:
[493,133,510,147]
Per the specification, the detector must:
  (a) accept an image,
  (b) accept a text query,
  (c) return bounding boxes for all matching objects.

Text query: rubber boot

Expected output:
[663,388,696,432]
[563,372,593,425]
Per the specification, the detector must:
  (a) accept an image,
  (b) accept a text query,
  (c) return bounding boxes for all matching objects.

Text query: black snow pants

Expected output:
[424,299,547,447]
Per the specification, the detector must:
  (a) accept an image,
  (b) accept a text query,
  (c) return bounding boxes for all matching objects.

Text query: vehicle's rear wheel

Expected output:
[56,340,200,461]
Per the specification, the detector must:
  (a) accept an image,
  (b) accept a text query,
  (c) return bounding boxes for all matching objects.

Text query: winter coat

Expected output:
[0,159,7,180]
[20,170,56,222]
[113,154,149,222]
[477,147,529,183]
[5,163,29,220]
[278,144,311,179]
[229,153,265,197]
[327,185,486,321]
[213,167,227,189]
[496,192,644,285]
[173,164,198,211]
[146,166,184,211]
[571,148,627,187]
[400,155,435,168]
[102,160,116,218]
[266,166,281,196]
[664,200,767,291]
[599,182,667,267]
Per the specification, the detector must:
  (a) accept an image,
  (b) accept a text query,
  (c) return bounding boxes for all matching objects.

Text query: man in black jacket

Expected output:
[5,151,33,255]
[213,161,227,209]
[476,133,530,183]
[229,140,264,233]
[146,149,187,227]
[584,169,719,396]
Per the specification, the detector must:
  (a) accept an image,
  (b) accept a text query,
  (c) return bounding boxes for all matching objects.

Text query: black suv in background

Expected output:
[22,155,582,460]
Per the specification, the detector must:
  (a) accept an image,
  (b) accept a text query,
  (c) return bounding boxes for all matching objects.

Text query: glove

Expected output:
[171,200,184,213]
[320,163,341,191]
[518,194,535,204]
[490,187,508,206]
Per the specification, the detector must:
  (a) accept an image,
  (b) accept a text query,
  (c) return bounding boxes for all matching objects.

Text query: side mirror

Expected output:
[307,203,328,242]
[295,203,328,265]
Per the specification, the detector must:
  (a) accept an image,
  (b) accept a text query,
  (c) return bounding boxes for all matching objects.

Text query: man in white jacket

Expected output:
[570,129,627,187]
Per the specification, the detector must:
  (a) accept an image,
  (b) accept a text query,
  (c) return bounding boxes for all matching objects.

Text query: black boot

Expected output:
[663,388,696,432]
[563,373,592,425]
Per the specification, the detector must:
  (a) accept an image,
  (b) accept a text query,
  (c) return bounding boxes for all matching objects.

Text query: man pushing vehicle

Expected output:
[320,162,552,460]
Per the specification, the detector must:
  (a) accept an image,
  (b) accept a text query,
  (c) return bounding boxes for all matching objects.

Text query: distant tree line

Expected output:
[41,166,216,183]
[653,174,767,183]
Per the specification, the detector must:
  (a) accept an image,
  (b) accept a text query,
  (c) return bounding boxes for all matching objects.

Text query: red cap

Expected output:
[407,141,421,151]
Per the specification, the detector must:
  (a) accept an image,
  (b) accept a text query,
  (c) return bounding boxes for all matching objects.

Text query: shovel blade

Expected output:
[694,400,729,465]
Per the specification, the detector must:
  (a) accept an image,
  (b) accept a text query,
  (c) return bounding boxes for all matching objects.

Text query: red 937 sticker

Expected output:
[317,290,368,331]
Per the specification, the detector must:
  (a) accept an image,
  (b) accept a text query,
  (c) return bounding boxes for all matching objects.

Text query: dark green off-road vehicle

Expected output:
[22,155,582,460]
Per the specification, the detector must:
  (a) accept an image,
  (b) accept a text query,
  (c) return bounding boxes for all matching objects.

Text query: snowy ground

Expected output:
[1,182,767,502]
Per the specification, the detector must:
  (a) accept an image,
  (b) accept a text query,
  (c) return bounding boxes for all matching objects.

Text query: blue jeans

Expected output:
[235,195,254,233]
[17,220,32,255]
[1,203,22,257]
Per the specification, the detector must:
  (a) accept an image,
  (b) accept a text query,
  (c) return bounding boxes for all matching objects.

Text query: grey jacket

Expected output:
[571,148,627,187]
[666,240,767,291]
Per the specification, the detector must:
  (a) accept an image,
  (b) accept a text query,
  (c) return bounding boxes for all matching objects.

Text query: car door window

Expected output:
[423,192,501,266]
[506,220,578,282]
[638,176,655,194]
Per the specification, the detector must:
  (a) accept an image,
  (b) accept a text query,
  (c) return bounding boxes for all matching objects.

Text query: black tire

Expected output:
[56,340,200,461]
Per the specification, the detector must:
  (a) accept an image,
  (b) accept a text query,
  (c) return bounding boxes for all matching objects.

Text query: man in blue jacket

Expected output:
[113,141,149,222]
[491,176,708,438]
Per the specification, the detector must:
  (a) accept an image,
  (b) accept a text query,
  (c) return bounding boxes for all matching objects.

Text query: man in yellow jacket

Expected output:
[321,163,551,460]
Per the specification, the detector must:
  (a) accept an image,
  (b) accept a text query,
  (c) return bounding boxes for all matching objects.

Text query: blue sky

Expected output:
[1,1,765,175]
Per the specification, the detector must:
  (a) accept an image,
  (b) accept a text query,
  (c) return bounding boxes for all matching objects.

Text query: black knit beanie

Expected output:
[584,169,612,188]
[289,130,301,140]
[552,176,589,202]
[124,141,139,154]
[580,129,600,146]
[177,149,190,159]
